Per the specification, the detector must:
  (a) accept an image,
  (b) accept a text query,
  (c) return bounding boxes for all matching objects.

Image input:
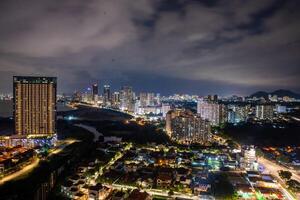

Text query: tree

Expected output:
[286,179,300,192]
[278,170,292,181]
[213,174,236,200]
[255,148,265,157]
[168,190,174,196]
[226,139,239,149]
[276,155,289,163]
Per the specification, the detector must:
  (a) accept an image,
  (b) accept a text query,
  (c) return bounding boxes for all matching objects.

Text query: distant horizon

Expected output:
[1,85,299,97]
[0,1,300,96]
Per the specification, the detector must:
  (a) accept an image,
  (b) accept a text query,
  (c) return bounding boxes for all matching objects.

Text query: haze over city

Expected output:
[0,0,300,95]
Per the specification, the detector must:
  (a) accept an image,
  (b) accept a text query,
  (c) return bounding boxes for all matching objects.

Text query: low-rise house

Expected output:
[112,191,126,200]
[235,184,255,199]
[137,177,154,188]
[88,183,111,200]
[179,176,191,186]
[257,174,278,188]
[223,160,238,169]
[175,167,191,181]
[126,189,151,200]
[124,163,138,172]
[60,180,74,197]
[156,173,172,188]
[74,191,88,200]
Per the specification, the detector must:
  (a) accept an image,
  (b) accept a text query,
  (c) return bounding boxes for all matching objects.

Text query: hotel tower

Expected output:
[13,76,57,137]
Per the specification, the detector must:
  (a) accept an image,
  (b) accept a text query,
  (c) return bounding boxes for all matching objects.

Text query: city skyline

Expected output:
[1,1,300,199]
[0,0,299,95]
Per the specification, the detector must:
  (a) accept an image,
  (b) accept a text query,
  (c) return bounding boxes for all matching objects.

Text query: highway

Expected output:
[109,183,204,200]
[258,157,299,200]
[0,157,39,185]
[48,139,78,155]
[258,157,300,183]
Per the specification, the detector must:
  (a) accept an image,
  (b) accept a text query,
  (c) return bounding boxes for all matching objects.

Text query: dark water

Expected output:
[0,100,72,117]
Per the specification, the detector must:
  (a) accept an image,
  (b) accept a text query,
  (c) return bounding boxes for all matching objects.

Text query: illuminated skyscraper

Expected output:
[147,93,155,106]
[103,85,111,106]
[166,109,211,144]
[112,91,120,108]
[197,99,227,126]
[120,86,134,112]
[13,76,57,137]
[255,104,274,120]
[92,84,98,101]
[139,92,148,107]
[227,104,250,123]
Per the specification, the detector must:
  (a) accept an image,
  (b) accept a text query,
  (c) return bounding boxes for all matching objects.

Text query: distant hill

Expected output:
[250,91,269,99]
[250,89,300,99]
[271,89,300,99]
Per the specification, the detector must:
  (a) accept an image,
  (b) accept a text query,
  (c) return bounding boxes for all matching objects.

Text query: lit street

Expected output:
[258,156,299,200]
[0,157,39,185]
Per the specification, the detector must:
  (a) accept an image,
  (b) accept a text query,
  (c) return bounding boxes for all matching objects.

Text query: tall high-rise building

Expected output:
[120,86,134,112]
[139,93,148,107]
[112,92,120,108]
[13,76,57,137]
[227,104,250,123]
[103,85,111,106]
[197,99,227,126]
[162,103,171,118]
[72,91,82,102]
[147,93,155,106]
[92,84,98,101]
[166,109,211,144]
[256,104,274,120]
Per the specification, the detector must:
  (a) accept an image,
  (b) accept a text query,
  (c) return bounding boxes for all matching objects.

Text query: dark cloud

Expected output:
[0,0,299,95]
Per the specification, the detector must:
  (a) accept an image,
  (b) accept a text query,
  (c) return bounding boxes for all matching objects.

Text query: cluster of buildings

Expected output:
[0,146,35,176]
[0,94,12,101]
[59,141,153,200]
[95,143,287,199]
[164,94,293,144]
[71,84,164,117]
[69,84,296,128]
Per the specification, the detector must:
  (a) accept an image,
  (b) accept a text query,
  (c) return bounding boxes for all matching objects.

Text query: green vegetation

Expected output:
[278,170,292,181]
[286,179,300,193]
[212,174,237,200]
[77,120,171,144]
[255,148,265,157]
[222,123,300,146]
[276,155,290,163]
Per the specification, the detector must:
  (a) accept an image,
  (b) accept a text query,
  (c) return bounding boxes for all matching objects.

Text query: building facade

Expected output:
[103,85,111,106]
[227,104,250,123]
[120,86,134,112]
[13,76,57,137]
[197,99,227,126]
[256,104,274,120]
[92,84,98,101]
[166,109,211,144]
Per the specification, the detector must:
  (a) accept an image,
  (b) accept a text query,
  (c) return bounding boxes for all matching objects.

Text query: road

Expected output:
[258,157,300,183]
[109,183,205,200]
[258,157,299,200]
[48,139,78,155]
[0,157,39,185]
[75,124,103,142]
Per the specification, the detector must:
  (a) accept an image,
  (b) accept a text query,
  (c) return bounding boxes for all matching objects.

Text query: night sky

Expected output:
[0,0,299,96]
